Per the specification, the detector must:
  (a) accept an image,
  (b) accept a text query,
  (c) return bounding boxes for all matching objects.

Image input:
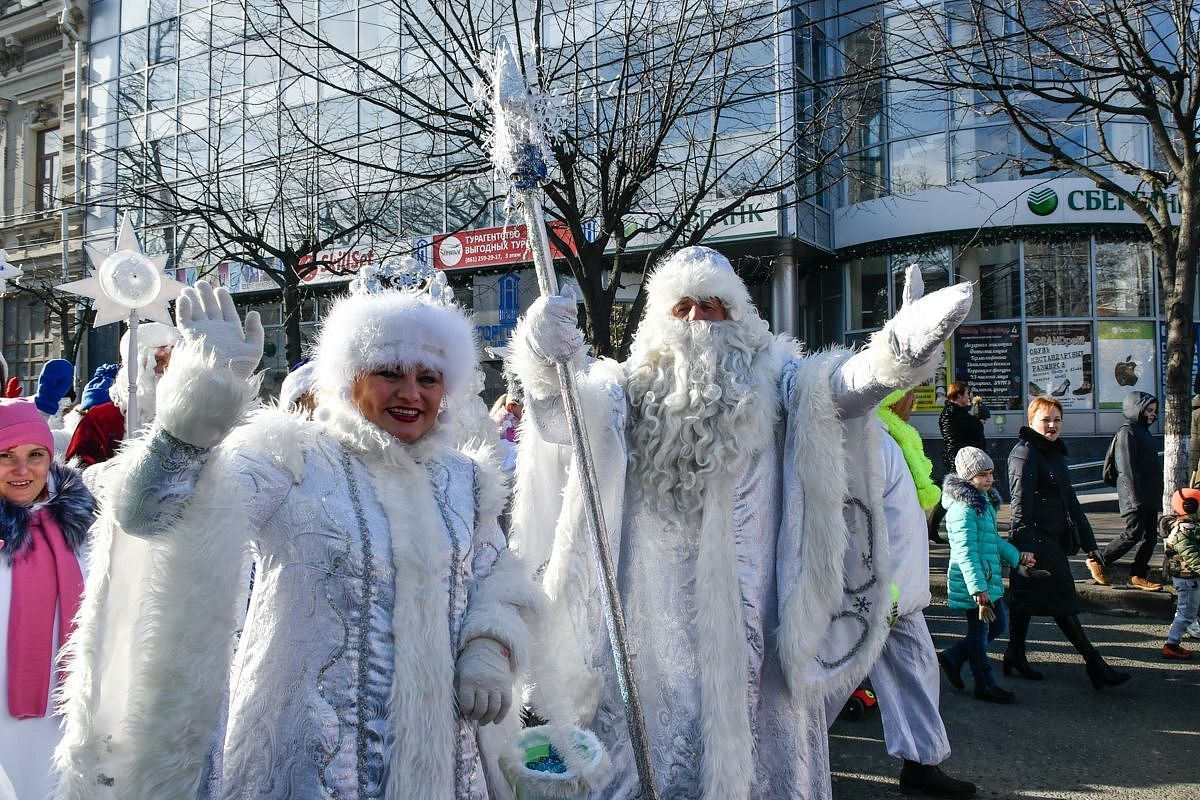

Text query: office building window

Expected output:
[2,297,55,393]
[36,128,61,211]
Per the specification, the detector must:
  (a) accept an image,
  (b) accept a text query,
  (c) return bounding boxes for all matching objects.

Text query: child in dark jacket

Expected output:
[937,447,1036,704]
[1160,489,1200,659]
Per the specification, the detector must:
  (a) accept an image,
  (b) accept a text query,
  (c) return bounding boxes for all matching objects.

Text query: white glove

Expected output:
[176,281,265,381]
[885,265,972,366]
[454,637,514,725]
[525,286,585,363]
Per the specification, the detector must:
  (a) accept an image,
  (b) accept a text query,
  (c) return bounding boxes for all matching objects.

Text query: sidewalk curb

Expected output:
[928,501,1179,620]
[928,570,1177,619]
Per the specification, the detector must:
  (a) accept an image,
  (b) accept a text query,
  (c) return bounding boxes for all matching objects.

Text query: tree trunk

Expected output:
[1163,186,1200,508]
[282,262,304,366]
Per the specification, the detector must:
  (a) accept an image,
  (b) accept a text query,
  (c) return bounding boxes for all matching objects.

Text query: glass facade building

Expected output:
[825,0,1172,445]
[79,0,1179,442]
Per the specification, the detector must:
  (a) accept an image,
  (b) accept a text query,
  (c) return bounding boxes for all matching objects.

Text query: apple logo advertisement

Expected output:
[1114,356,1139,386]
[1096,321,1156,409]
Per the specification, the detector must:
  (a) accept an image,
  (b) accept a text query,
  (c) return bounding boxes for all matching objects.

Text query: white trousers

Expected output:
[827,611,951,766]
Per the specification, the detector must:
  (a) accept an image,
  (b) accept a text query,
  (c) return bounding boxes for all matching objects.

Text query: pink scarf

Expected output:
[6,508,84,718]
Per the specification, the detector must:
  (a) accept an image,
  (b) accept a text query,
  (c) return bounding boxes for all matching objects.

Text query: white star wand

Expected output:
[58,213,185,432]
[488,40,661,800]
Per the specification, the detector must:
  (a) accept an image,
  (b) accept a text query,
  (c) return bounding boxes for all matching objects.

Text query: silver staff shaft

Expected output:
[518,193,661,800]
[125,312,140,434]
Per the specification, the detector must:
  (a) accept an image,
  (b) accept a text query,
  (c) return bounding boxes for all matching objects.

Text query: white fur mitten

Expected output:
[177,280,265,381]
[156,341,256,448]
[867,266,973,385]
[455,637,514,725]
[525,287,585,363]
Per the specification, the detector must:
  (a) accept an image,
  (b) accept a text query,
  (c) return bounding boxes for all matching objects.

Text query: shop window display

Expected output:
[1097,321,1157,408]
[847,256,889,331]
[1026,322,1093,409]
[1095,239,1152,317]
[1023,240,1090,318]
[955,242,1019,320]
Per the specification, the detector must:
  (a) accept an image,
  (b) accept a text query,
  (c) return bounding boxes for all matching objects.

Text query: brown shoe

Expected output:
[1086,559,1110,585]
[1129,575,1163,591]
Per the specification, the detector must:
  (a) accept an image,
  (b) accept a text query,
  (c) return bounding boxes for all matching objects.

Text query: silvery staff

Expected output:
[489,40,661,800]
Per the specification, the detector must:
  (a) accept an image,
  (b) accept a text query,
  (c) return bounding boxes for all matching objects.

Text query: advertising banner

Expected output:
[954,323,1023,411]
[433,221,577,271]
[1095,320,1157,408]
[911,339,951,413]
[1026,323,1094,409]
[1156,321,1200,402]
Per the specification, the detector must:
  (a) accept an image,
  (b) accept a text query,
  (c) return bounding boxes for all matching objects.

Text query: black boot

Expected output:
[929,504,947,543]
[1003,610,1044,680]
[1002,652,1044,680]
[937,651,964,691]
[1055,614,1131,690]
[899,760,977,798]
[973,684,1016,704]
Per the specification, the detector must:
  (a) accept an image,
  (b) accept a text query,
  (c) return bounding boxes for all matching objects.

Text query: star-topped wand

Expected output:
[488,39,661,800]
[59,213,185,432]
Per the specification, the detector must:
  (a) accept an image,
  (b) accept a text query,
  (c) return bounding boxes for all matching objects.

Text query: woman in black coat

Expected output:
[1004,396,1130,689]
[929,381,988,541]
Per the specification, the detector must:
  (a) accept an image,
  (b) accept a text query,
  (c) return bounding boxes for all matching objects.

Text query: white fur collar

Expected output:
[318,398,454,466]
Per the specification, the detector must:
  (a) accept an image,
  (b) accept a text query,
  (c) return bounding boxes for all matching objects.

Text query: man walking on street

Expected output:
[1091,391,1163,590]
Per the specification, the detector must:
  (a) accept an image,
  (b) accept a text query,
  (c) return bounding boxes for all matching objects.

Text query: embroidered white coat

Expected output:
[55,405,539,800]
[509,331,919,800]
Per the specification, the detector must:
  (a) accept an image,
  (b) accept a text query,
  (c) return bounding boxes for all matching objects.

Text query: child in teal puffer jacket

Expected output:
[937,447,1036,704]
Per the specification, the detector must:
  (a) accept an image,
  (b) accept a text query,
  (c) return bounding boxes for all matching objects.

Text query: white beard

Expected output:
[111,365,161,427]
[625,318,776,519]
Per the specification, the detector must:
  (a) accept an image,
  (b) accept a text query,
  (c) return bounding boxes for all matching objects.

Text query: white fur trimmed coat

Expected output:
[54,404,540,800]
[508,330,923,800]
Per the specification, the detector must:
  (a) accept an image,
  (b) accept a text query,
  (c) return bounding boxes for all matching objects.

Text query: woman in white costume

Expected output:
[55,280,542,800]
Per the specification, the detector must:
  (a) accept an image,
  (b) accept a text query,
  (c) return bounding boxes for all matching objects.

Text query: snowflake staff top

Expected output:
[483,38,561,196]
[58,213,185,327]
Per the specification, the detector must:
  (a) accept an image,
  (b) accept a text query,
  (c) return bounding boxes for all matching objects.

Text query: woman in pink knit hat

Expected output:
[0,398,95,799]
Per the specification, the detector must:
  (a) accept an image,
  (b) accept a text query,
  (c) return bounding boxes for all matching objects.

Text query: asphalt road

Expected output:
[829,603,1200,799]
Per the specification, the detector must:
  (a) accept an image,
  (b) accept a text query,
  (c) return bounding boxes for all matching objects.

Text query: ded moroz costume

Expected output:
[55,277,544,800]
[507,246,972,799]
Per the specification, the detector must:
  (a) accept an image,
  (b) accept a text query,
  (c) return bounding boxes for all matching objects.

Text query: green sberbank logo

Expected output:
[1027,188,1059,216]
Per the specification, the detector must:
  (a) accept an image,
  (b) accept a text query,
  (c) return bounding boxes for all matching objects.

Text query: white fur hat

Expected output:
[279,361,318,409]
[118,322,181,362]
[312,289,477,397]
[642,246,760,324]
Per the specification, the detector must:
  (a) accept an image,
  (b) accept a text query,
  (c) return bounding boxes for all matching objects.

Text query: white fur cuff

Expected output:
[508,316,567,403]
[862,281,972,390]
[460,551,545,674]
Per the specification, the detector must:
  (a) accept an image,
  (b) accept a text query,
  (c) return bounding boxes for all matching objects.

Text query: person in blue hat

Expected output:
[79,364,118,412]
